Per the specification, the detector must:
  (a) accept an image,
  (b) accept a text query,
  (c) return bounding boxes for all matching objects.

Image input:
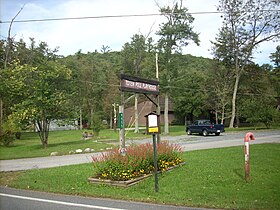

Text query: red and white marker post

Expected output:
[244,132,255,182]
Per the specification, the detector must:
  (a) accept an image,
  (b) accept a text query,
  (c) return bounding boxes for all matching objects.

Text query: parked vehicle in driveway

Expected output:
[186,120,225,136]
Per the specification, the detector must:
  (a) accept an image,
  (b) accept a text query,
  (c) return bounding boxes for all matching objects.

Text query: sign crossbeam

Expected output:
[120,74,159,95]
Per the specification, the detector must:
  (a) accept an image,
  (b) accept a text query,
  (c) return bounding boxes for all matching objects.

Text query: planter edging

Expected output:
[88,162,185,187]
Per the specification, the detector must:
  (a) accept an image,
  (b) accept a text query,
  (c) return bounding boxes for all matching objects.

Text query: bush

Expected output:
[91,141,184,181]
[92,113,103,137]
[0,114,21,146]
[0,130,15,146]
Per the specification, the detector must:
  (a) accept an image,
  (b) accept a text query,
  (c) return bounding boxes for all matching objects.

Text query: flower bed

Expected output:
[89,141,184,186]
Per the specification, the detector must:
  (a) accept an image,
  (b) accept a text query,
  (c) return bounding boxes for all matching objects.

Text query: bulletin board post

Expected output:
[145,112,160,192]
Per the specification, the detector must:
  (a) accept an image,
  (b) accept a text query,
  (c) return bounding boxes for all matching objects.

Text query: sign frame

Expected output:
[120,74,160,95]
[145,112,160,135]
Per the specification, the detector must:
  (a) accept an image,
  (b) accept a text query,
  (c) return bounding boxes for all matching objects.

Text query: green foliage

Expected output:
[0,113,22,146]
[91,142,183,181]
[121,34,155,77]
[157,1,199,54]
[0,39,77,147]
[91,112,103,137]
[270,45,280,68]
[0,129,15,147]
[240,97,279,128]
[212,0,280,127]
[156,1,200,94]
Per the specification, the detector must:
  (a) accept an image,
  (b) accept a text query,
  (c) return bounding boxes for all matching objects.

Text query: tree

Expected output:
[172,67,206,124]
[240,96,279,128]
[269,46,280,110]
[156,0,199,133]
[236,61,279,128]
[8,61,75,148]
[269,45,280,68]
[1,39,76,148]
[121,34,155,133]
[212,0,280,128]
[205,61,233,124]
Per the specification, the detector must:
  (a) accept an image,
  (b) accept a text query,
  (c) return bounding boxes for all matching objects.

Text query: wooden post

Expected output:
[119,92,125,155]
[153,134,159,192]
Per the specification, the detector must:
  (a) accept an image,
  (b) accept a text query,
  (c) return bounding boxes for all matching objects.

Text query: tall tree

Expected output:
[121,34,155,133]
[212,0,280,128]
[1,39,76,148]
[205,61,233,124]
[239,63,279,128]
[270,45,280,68]
[156,0,199,133]
[269,46,280,110]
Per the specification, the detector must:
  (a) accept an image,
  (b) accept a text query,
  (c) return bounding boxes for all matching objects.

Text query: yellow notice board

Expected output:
[148,127,159,133]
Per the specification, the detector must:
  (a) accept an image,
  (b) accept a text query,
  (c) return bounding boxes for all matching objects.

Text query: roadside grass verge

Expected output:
[1,144,279,209]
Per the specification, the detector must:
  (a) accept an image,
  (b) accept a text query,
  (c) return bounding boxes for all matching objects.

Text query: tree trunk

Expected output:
[229,72,240,128]
[113,103,117,132]
[164,93,169,134]
[134,94,139,133]
[215,111,218,124]
[79,108,83,130]
[36,118,50,148]
[0,99,3,133]
[109,109,113,130]
[221,105,225,125]
[90,108,93,129]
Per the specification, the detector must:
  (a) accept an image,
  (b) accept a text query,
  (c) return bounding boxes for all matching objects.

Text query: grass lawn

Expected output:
[0,128,149,160]
[0,126,185,160]
[1,143,279,209]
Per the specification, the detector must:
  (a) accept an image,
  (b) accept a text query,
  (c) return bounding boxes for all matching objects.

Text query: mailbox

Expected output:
[145,112,160,134]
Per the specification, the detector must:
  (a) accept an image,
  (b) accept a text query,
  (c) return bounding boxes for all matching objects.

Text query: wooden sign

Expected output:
[120,74,159,95]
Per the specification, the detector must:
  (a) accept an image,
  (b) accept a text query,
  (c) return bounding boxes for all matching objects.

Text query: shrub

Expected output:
[0,114,21,146]
[91,141,183,181]
[92,113,103,137]
[0,130,15,146]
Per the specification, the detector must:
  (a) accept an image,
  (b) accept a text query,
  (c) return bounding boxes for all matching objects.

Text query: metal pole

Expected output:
[244,140,250,182]
[152,134,159,192]
[244,132,255,182]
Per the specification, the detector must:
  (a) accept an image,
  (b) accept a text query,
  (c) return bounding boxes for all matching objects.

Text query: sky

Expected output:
[0,0,278,65]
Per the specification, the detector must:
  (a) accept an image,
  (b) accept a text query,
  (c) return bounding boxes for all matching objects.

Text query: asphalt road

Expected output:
[0,187,210,210]
[1,130,279,172]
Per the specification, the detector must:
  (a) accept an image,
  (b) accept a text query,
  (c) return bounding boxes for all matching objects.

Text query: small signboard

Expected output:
[119,113,124,129]
[145,112,160,134]
[120,74,159,95]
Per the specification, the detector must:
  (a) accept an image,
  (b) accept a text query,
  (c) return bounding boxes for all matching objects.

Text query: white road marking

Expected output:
[0,193,126,210]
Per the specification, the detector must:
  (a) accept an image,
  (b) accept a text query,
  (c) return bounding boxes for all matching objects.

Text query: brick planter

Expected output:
[88,162,185,187]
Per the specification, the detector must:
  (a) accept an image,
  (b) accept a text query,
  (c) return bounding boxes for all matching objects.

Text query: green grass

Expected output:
[1,144,279,209]
[0,130,115,160]
[0,126,185,160]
